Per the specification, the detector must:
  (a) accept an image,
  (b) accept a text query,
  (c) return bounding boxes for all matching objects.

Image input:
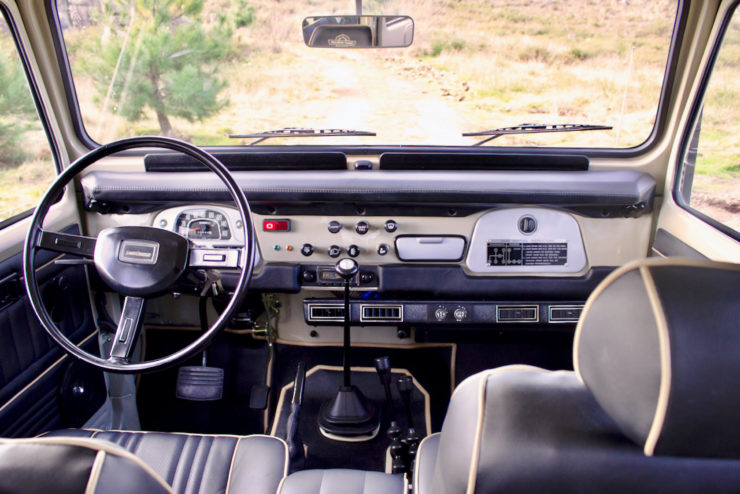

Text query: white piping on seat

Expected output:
[0,436,175,494]
[85,450,106,494]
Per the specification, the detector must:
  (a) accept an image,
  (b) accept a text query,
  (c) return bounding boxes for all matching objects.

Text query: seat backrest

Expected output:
[417,258,740,494]
[0,436,174,494]
[574,258,740,458]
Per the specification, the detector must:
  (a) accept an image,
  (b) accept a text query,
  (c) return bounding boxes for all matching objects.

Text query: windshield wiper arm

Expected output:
[229,127,376,145]
[462,123,612,146]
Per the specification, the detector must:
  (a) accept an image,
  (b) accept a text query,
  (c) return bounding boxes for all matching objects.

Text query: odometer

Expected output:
[175,209,232,240]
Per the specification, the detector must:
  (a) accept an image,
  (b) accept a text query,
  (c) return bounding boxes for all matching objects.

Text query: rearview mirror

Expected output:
[302,15,414,48]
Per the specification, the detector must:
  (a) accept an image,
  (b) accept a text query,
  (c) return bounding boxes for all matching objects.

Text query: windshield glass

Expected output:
[58,0,678,148]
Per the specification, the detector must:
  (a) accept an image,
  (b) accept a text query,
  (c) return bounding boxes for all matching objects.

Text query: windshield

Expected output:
[58,0,678,148]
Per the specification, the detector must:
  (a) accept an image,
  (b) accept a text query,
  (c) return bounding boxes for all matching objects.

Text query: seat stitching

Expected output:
[224,437,242,494]
[189,435,213,494]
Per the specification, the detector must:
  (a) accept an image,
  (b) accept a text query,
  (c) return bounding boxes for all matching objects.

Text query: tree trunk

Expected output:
[156,109,174,137]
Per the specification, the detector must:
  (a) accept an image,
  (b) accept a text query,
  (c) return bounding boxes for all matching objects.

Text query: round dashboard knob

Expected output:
[348,245,360,257]
[328,221,342,234]
[454,307,467,322]
[384,220,398,233]
[328,245,342,258]
[434,307,448,321]
[355,221,369,235]
[336,258,359,279]
[301,243,314,256]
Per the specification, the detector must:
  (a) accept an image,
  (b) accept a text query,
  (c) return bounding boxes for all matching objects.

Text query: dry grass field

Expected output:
[63,0,678,147]
[1,0,737,229]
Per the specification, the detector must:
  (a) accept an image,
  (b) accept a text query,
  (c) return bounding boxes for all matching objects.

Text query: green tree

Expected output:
[89,0,233,137]
[0,53,37,167]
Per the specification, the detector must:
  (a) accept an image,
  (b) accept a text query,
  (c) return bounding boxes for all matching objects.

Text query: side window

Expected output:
[0,13,56,223]
[678,8,739,234]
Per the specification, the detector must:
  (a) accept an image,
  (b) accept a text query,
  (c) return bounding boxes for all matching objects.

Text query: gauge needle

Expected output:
[189,226,201,231]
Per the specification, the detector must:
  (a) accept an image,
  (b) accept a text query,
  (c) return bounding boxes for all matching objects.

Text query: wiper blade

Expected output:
[229,127,376,145]
[462,123,612,146]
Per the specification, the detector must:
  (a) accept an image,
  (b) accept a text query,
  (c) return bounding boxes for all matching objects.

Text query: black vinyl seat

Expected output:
[36,429,288,494]
[413,258,740,494]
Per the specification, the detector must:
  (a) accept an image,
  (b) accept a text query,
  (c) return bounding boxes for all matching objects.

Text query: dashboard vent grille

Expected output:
[496,305,539,323]
[308,304,345,322]
[548,305,584,323]
[361,304,403,322]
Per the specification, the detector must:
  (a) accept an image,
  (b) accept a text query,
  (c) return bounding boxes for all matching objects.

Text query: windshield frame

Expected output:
[46,0,688,158]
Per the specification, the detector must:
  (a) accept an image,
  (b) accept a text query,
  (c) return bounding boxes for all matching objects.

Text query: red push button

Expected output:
[263,219,291,232]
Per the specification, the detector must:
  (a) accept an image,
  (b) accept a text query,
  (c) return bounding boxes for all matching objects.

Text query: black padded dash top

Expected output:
[575,259,740,458]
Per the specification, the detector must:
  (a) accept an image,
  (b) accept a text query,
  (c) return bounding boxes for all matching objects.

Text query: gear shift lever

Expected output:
[337,259,359,387]
[318,259,379,439]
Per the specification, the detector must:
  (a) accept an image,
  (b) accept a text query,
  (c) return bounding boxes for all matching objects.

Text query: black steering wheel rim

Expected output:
[23,136,256,373]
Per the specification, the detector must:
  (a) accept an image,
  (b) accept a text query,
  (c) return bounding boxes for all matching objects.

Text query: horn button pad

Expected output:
[94,226,189,297]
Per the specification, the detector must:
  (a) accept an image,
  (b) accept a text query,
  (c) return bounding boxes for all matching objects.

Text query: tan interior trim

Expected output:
[0,437,175,494]
[573,257,739,383]
[271,338,455,351]
[640,265,673,457]
[413,432,440,492]
[0,331,97,414]
[272,338,457,396]
[270,365,433,437]
[85,450,106,494]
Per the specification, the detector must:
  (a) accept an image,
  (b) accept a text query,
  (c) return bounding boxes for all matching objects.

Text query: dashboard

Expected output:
[80,158,656,340]
[144,203,649,330]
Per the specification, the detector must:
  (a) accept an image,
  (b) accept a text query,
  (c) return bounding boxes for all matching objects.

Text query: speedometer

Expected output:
[175,209,232,240]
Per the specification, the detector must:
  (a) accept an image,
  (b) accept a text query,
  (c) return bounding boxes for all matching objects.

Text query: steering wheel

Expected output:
[23,136,256,373]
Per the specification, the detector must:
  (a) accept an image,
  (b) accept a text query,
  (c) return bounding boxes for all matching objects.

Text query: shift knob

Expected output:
[336,258,359,279]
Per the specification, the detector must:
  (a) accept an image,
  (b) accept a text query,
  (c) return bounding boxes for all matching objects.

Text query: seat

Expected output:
[0,436,174,493]
[413,258,740,494]
[279,469,404,494]
[36,429,288,494]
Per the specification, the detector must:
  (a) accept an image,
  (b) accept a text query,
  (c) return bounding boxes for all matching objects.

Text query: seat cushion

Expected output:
[279,469,404,494]
[0,436,173,494]
[44,429,288,494]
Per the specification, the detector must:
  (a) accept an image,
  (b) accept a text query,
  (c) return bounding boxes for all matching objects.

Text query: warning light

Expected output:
[263,219,291,232]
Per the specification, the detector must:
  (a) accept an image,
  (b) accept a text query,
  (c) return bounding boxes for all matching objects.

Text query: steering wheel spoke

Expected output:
[108,296,146,362]
[36,229,96,257]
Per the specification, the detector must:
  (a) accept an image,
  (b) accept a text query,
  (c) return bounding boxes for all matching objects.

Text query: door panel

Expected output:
[0,224,104,437]
[656,1,740,262]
